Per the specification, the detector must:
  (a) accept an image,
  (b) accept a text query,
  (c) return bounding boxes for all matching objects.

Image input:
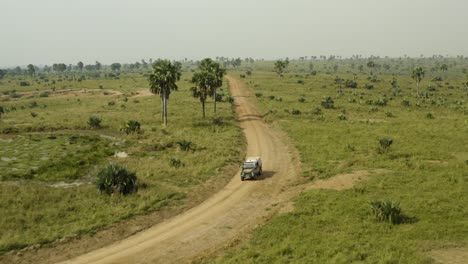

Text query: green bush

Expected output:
[344,79,357,88]
[88,116,102,128]
[169,158,183,168]
[321,96,334,109]
[426,112,434,119]
[291,109,301,115]
[378,136,393,153]
[121,120,141,134]
[96,164,137,195]
[176,140,192,151]
[369,200,403,224]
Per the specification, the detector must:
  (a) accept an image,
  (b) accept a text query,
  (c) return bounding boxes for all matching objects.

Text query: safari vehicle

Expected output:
[240,157,262,181]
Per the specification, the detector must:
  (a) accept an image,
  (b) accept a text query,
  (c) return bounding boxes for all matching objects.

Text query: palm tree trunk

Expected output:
[163,97,168,127]
[202,99,206,119]
[161,96,164,122]
[213,87,217,114]
[162,89,167,127]
[416,81,420,97]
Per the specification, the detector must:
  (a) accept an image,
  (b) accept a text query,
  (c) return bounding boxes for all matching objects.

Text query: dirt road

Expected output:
[56,76,298,264]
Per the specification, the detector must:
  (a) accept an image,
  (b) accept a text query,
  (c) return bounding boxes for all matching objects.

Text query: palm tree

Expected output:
[148,60,182,127]
[191,70,216,118]
[198,58,226,114]
[411,66,425,97]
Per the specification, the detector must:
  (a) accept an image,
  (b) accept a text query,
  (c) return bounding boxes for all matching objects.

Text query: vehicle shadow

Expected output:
[257,170,275,181]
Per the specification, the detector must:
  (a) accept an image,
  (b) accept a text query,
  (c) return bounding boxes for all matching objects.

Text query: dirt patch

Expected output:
[310,169,389,191]
[429,247,468,264]
[425,160,449,165]
[131,89,154,98]
[48,181,85,188]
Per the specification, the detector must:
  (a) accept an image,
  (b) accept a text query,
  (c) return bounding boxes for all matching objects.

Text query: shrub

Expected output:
[321,96,334,109]
[176,140,192,151]
[39,92,49,97]
[365,83,374,89]
[169,158,183,168]
[291,109,301,115]
[297,80,304,85]
[337,113,347,120]
[96,163,137,195]
[378,136,393,153]
[121,120,141,134]
[30,112,38,118]
[108,101,116,106]
[0,106,4,118]
[426,112,434,119]
[255,93,263,98]
[28,101,39,108]
[385,111,396,118]
[402,98,411,107]
[298,97,306,103]
[239,74,246,78]
[226,96,234,104]
[345,79,357,88]
[366,97,388,106]
[311,107,322,115]
[88,116,102,128]
[369,200,403,224]
[19,81,30,86]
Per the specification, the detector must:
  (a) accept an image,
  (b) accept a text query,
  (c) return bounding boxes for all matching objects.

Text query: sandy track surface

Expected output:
[54,76,298,264]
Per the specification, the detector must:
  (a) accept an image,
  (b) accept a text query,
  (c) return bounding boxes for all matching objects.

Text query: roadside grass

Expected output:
[0,73,244,253]
[207,72,467,263]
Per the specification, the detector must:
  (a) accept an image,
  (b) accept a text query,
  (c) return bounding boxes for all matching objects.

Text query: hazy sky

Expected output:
[1,0,467,67]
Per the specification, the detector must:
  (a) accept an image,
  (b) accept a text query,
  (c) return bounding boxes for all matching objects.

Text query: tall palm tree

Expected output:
[198,58,226,114]
[411,66,425,97]
[191,70,216,118]
[148,60,181,127]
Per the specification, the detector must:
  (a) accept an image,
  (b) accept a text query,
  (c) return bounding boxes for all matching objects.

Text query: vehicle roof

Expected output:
[245,156,261,162]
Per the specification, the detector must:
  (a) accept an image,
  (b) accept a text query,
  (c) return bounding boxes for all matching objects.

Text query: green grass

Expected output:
[0,73,245,253]
[207,71,467,263]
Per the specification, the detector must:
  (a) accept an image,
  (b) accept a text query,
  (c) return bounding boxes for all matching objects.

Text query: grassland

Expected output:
[207,69,467,263]
[0,72,244,252]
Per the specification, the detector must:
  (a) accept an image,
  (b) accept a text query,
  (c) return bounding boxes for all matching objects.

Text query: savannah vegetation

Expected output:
[206,56,467,263]
[0,60,244,253]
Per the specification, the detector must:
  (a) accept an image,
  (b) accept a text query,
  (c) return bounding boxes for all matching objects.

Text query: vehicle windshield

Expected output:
[242,162,256,169]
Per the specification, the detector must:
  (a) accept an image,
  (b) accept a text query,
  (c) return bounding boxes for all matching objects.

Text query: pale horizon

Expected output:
[1,0,467,68]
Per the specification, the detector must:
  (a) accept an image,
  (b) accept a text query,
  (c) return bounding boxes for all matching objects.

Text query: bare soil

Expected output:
[1,76,301,264]
[429,247,468,264]
[310,169,389,191]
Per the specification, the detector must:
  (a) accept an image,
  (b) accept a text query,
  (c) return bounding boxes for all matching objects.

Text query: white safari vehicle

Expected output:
[240,157,262,181]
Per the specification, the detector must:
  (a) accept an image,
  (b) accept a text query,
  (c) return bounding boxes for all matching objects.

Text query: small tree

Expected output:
[77,61,84,72]
[110,63,122,72]
[274,59,289,76]
[96,164,137,195]
[27,64,35,76]
[411,66,425,97]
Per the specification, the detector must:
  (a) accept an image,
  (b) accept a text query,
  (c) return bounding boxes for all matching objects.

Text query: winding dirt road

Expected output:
[58,76,298,264]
